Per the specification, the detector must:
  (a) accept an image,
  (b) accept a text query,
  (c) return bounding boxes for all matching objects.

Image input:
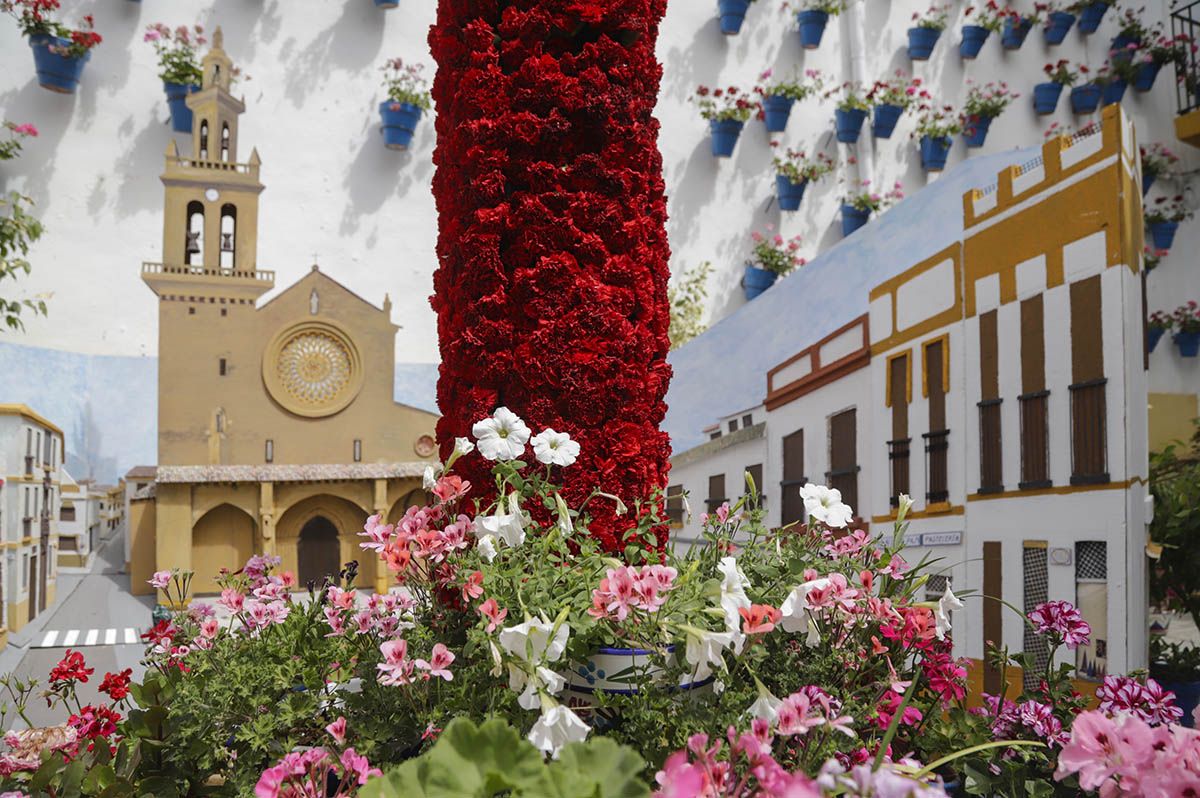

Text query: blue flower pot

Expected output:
[28,34,90,94]
[1149,220,1179,250]
[1078,1,1110,33]
[379,101,423,150]
[841,204,870,237]
[374,0,399,7]
[762,95,795,133]
[709,118,744,157]
[1001,17,1032,50]
[796,10,829,49]
[718,0,751,34]
[743,264,778,299]
[164,82,201,134]
[920,135,952,172]
[907,26,942,60]
[1102,79,1127,106]
[1111,33,1139,63]
[1044,12,1076,45]
[1033,82,1064,115]
[1175,331,1200,358]
[775,174,808,212]
[1160,680,1200,726]
[1148,327,1166,352]
[962,115,992,148]
[834,107,868,143]
[1143,172,1156,197]
[1070,83,1102,114]
[1134,62,1161,92]
[959,25,990,59]
[872,103,904,139]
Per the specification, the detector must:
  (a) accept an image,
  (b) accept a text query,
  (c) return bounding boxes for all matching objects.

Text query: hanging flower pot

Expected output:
[959,25,990,58]
[1148,220,1179,250]
[710,118,745,157]
[1102,79,1128,106]
[761,95,796,133]
[1110,34,1139,63]
[1147,326,1166,352]
[841,204,870,237]
[718,0,751,34]
[379,101,424,150]
[1032,82,1064,115]
[1134,61,1161,92]
[1078,1,1110,33]
[775,174,808,212]
[962,115,993,148]
[872,103,904,139]
[796,10,830,49]
[1044,12,1076,45]
[834,107,867,143]
[907,26,942,60]
[743,264,779,299]
[563,646,712,710]
[1175,331,1200,358]
[1142,172,1156,197]
[919,135,952,172]
[28,34,92,94]
[374,0,400,8]
[1070,83,1102,114]
[1001,16,1033,50]
[163,82,201,133]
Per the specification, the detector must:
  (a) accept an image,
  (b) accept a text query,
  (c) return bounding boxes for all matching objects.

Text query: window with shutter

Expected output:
[780,430,806,525]
[1019,296,1050,489]
[706,474,727,512]
[1069,276,1108,484]
[744,463,764,509]
[826,409,859,514]
[665,484,684,525]
[888,354,911,508]
[924,341,949,504]
[982,541,1003,695]
[978,310,1003,493]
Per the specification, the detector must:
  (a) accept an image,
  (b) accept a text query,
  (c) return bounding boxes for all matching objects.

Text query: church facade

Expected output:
[130,33,438,596]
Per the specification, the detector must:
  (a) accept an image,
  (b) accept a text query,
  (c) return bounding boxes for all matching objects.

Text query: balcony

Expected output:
[1172,1,1200,146]
[887,438,911,509]
[923,429,950,504]
[1070,379,1109,485]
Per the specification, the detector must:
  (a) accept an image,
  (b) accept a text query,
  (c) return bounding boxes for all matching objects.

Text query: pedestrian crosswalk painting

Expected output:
[34,628,143,648]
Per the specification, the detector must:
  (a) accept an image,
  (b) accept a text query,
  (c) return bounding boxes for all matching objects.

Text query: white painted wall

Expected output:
[668,427,767,542]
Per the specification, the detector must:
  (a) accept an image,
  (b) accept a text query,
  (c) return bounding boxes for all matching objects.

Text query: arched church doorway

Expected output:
[297,516,341,588]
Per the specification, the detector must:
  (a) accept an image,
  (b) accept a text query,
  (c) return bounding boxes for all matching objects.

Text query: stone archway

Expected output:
[192,503,256,595]
[387,487,428,525]
[297,515,341,588]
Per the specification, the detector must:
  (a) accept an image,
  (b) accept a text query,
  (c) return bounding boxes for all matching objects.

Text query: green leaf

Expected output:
[548,737,649,798]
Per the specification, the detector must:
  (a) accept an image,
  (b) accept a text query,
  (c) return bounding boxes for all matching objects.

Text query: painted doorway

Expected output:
[297,516,341,588]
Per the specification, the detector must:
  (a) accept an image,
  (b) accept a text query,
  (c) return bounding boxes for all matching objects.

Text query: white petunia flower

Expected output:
[896,493,913,521]
[528,703,590,758]
[934,585,964,641]
[476,534,499,563]
[554,493,573,536]
[684,628,736,681]
[474,511,525,549]
[747,689,783,722]
[799,484,854,528]
[779,577,832,634]
[498,616,570,664]
[472,407,531,461]
[423,464,439,491]
[454,437,475,456]
[717,556,752,629]
[510,665,566,710]
[530,429,580,467]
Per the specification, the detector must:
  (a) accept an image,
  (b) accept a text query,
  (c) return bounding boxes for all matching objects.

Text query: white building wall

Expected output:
[669,428,767,543]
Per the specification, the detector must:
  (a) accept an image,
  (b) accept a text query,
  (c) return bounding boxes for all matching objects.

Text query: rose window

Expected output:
[264,322,363,417]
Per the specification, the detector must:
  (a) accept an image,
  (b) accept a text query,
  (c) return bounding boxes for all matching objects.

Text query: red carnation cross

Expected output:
[429,0,673,555]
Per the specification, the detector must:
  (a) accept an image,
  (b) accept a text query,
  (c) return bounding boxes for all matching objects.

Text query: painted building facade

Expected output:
[0,405,63,641]
[669,106,1158,689]
[58,470,100,570]
[130,35,438,597]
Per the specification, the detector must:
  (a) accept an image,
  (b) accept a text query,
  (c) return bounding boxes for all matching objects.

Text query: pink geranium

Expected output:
[1027,600,1091,649]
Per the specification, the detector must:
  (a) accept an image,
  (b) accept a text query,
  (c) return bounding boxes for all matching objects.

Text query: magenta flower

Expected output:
[1027,600,1091,649]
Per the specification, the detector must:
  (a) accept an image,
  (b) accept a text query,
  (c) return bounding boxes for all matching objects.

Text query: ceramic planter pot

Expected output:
[1078,1,1110,33]
[962,115,992,148]
[164,82,201,133]
[29,34,91,94]
[1175,331,1200,358]
[1033,82,1064,114]
[920,135,952,171]
[841,204,870,237]
[563,646,713,712]
[1134,61,1161,92]
[959,24,990,58]
[379,101,423,150]
[1148,327,1166,353]
[907,26,941,60]
[872,103,904,139]
[1110,33,1140,64]
[718,0,751,34]
[762,94,795,133]
[375,0,400,7]
[1001,17,1033,49]
[1142,171,1156,197]
[1070,83,1102,114]
[743,264,779,299]
[834,107,868,143]
[1158,680,1199,726]
[709,118,745,157]
[1148,220,1179,250]
[775,174,808,212]
[796,10,829,49]
[1101,79,1128,106]
[1044,12,1076,45]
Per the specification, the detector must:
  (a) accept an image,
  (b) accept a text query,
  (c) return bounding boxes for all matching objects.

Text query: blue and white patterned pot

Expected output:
[563,646,713,711]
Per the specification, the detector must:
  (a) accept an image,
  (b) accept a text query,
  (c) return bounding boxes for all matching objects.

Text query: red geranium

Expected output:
[48,650,93,686]
[68,705,121,741]
[99,668,133,701]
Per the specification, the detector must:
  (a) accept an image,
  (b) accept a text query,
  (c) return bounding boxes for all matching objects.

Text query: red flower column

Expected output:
[429,0,673,555]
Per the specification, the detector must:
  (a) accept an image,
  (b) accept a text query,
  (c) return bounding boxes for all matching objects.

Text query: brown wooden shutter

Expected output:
[979,311,1003,492]
[1019,296,1049,487]
[925,341,949,503]
[744,463,763,506]
[889,355,910,506]
[980,310,999,401]
[828,410,858,513]
[1070,276,1107,482]
[781,429,805,525]
[1020,296,1045,394]
[927,341,946,431]
[665,484,684,524]
[707,474,726,511]
[982,541,1003,695]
